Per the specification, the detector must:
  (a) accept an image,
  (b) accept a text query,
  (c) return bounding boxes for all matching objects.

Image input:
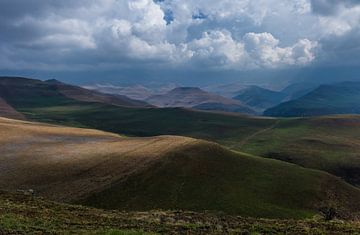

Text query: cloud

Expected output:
[0,0,358,74]
[310,0,360,15]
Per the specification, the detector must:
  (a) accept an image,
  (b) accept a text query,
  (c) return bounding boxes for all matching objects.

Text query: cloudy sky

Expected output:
[0,0,359,85]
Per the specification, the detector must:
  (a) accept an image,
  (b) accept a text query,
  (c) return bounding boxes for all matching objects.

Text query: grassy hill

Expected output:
[0,76,151,111]
[2,76,360,190]
[1,117,360,219]
[264,82,360,117]
[237,115,360,187]
[2,191,360,235]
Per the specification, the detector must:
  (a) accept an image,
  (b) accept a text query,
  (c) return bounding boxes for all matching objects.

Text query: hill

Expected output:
[0,77,151,115]
[233,85,286,112]
[237,115,360,187]
[2,77,360,190]
[2,191,360,235]
[84,84,154,100]
[1,117,360,219]
[281,82,320,100]
[146,87,255,114]
[0,96,25,120]
[264,82,360,117]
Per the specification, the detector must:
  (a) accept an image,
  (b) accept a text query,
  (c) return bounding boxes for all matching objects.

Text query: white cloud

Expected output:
[0,0,359,72]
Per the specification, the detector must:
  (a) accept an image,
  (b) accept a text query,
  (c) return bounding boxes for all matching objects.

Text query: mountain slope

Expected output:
[146,87,255,114]
[1,117,360,219]
[0,97,25,120]
[0,77,151,114]
[281,82,320,100]
[233,85,286,112]
[264,82,360,117]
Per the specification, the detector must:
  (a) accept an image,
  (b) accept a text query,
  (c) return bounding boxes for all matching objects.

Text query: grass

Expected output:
[1,190,360,235]
[17,101,360,187]
[2,117,360,219]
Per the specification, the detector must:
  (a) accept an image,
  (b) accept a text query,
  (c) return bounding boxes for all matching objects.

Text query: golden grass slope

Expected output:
[0,117,197,202]
[1,117,360,219]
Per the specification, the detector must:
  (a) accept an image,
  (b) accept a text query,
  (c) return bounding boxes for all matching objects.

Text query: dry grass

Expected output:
[0,117,198,202]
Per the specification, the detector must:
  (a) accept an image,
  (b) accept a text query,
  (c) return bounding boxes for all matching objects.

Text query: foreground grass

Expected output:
[1,191,360,235]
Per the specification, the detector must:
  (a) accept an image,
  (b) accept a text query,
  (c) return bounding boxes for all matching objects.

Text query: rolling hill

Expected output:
[2,76,360,190]
[146,87,255,114]
[1,117,360,219]
[0,77,151,113]
[264,82,360,117]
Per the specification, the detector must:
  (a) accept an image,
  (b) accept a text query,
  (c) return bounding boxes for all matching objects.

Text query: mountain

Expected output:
[233,85,287,112]
[83,84,155,100]
[264,82,360,117]
[146,87,255,114]
[0,77,151,115]
[281,82,320,101]
[2,117,360,219]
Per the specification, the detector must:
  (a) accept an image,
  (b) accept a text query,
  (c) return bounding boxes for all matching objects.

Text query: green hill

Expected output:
[2,76,360,190]
[1,117,360,219]
[264,82,360,117]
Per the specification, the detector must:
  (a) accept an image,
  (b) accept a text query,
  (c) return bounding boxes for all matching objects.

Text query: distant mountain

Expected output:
[146,87,255,114]
[0,77,151,116]
[264,82,360,117]
[233,86,287,112]
[84,84,155,100]
[281,82,320,101]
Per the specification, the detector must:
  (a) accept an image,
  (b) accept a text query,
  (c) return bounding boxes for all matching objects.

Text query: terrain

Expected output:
[0,76,151,109]
[0,77,360,188]
[265,82,360,117]
[84,84,155,100]
[2,191,360,235]
[146,87,255,114]
[1,117,360,219]
[233,85,286,112]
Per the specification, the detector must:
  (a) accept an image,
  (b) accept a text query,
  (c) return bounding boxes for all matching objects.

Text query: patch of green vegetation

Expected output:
[1,191,360,235]
[81,142,360,220]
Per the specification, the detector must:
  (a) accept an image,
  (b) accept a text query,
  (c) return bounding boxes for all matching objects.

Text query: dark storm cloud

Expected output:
[310,0,360,15]
[0,0,359,83]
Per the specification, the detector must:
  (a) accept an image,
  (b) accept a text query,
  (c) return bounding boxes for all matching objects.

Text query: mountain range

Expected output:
[146,87,256,114]
[265,82,360,117]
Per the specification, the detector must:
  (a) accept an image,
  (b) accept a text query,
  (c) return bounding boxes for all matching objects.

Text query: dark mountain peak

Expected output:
[170,87,203,93]
[0,76,42,85]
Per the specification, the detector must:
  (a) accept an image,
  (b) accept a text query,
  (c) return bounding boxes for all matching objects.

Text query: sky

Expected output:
[0,0,359,86]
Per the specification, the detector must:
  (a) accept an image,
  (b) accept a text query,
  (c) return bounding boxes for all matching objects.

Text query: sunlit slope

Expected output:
[1,117,360,219]
[238,115,360,186]
[10,91,360,188]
